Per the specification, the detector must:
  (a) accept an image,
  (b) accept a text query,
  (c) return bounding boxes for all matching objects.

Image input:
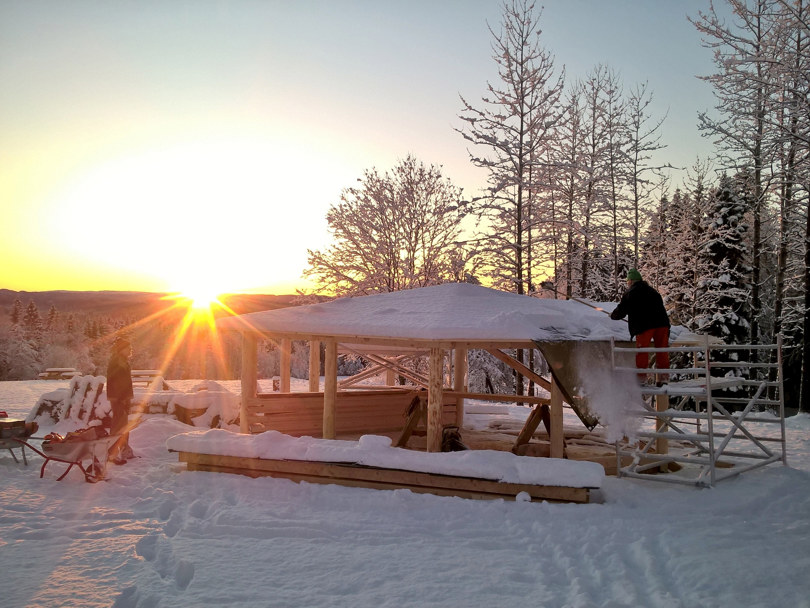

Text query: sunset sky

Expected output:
[1,0,724,296]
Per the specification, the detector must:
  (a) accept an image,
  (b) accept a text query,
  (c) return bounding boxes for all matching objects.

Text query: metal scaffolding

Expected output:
[611,335,786,488]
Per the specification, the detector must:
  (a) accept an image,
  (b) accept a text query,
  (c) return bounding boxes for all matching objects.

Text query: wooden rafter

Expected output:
[341,347,429,388]
[485,348,551,392]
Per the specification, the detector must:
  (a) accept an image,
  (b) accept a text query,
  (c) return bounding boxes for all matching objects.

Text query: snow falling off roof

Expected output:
[218,283,634,343]
[166,429,605,489]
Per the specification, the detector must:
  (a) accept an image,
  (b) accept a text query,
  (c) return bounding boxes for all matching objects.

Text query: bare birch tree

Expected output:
[305,155,469,296]
[457,0,564,296]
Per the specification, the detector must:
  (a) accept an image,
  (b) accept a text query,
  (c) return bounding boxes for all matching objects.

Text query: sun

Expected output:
[183,288,222,311]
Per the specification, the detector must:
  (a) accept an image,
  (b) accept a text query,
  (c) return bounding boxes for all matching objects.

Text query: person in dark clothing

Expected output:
[610,269,671,382]
[106,336,135,464]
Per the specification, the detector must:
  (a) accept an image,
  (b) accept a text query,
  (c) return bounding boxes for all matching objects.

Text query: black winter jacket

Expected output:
[610,280,670,338]
[106,352,134,402]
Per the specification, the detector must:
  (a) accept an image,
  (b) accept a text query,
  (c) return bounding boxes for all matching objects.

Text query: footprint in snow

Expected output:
[174,560,195,590]
[135,534,159,562]
[111,586,160,608]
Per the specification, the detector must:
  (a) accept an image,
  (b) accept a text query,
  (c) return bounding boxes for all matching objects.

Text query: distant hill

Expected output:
[0,289,300,320]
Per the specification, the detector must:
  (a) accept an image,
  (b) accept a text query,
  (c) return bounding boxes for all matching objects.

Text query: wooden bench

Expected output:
[38,368,80,380]
[131,370,170,390]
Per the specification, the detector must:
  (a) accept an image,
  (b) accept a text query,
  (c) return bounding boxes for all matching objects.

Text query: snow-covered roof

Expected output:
[218,283,636,345]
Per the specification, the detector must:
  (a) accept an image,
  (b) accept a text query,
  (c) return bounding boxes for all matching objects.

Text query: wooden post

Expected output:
[308,340,320,392]
[323,340,337,439]
[386,363,395,386]
[550,376,564,459]
[240,332,258,434]
[655,393,669,457]
[427,348,444,452]
[453,347,467,427]
[280,338,291,393]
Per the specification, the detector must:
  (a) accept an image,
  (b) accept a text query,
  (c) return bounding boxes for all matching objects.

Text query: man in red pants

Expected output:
[610,269,671,384]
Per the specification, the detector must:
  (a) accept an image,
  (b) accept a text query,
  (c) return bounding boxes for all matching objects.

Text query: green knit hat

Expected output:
[626,268,642,281]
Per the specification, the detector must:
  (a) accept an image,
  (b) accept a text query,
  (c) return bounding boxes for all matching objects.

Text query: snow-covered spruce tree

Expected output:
[662,160,715,329]
[305,155,469,296]
[639,192,669,295]
[694,173,753,346]
[10,297,23,325]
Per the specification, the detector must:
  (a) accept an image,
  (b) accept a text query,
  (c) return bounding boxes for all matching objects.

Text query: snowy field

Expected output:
[2,379,810,608]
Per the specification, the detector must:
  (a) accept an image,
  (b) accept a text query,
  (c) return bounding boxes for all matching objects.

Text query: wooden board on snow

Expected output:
[175,450,593,503]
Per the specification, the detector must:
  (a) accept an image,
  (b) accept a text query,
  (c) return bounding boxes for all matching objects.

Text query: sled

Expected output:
[15,433,122,483]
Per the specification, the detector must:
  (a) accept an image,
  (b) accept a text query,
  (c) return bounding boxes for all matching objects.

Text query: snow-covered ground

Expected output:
[2,379,809,608]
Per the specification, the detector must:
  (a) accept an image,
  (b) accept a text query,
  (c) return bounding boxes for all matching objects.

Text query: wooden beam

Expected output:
[656,392,669,457]
[550,377,565,459]
[427,348,444,452]
[323,340,337,439]
[225,329,536,352]
[513,404,551,451]
[454,348,467,427]
[341,348,429,387]
[338,355,420,388]
[443,391,550,405]
[177,451,593,503]
[280,338,291,393]
[240,333,258,434]
[308,340,320,393]
[486,349,551,392]
[395,395,425,447]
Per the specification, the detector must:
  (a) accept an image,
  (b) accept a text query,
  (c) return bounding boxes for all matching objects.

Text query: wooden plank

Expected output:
[656,392,669,458]
[338,355,415,388]
[244,389,457,436]
[427,348,444,452]
[342,348,429,387]
[514,404,550,449]
[395,395,424,447]
[280,338,291,393]
[308,341,320,392]
[454,348,467,427]
[550,377,564,458]
[323,340,337,439]
[177,452,591,503]
[443,391,550,405]
[486,349,552,392]
[230,328,536,352]
[240,333,258,434]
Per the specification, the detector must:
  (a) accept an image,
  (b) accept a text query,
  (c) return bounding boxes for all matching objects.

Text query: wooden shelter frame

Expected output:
[611,335,787,487]
[236,328,569,455]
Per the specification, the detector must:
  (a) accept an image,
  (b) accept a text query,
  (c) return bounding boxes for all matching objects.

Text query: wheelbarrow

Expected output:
[16,433,122,483]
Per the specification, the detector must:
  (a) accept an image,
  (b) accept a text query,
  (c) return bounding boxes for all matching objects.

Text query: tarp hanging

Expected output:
[534,340,636,431]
